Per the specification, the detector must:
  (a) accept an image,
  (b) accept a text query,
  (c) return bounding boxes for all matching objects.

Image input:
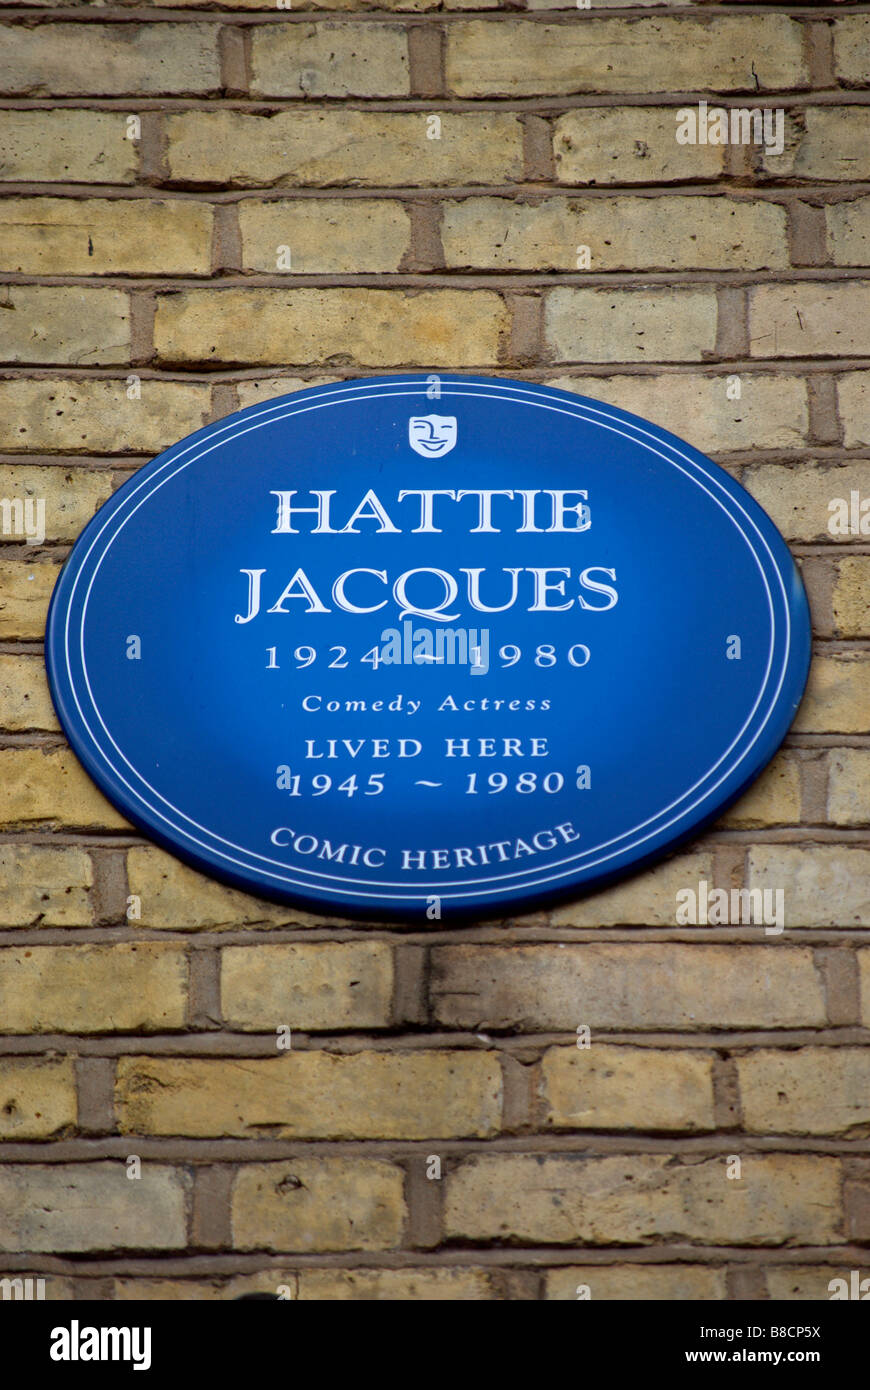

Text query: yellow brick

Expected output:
[231,1159,405,1252]
[235,376,339,409]
[833,556,870,637]
[764,1265,868,1301]
[492,0,666,6]
[0,943,187,1033]
[738,1049,870,1137]
[0,1163,189,1252]
[432,945,826,1031]
[0,23,220,96]
[0,378,210,454]
[545,288,718,363]
[0,198,213,276]
[742,460,870,544]
[127,845,343,929]
[833,16,870,85]
[529,0,750,7]
[111,1271,479,1301]
[550,373,809,453]
[166,111,524,188]
[110,1273,300,1301]
[545,1265,727,1301]
[0,559,60,640]
[720,753,801,829]
[297,1269,495,1300]
[157,0,441,6]
[443,197,787,271]
[861,951,870,1027]
[445,1154,841,1245]
[554,107,725,185]
[550,850,713,927]
[0,1058,77,1139]
[0,465,114,544]
[0,286,129,366]
[0,845,93,927]
[0,747,130,830]
[0,110,138,184]
[250,23,409,98]
[155,288,508,367]
[116,1051,501,1138]
[238,199,411,274]
[828,749,870,826]
[838,371,870,449]
[0,1274,75,1301]
[761,108,870,182]
[827,196,870,269]
[104,1270,490,1301]
[541,1045,715,1131]
[793,653,870,734]
[221,942,394,1030]
[750,282,870,358]
[0,655,60,731]
[446,17,808,97]
[748,845,870,928]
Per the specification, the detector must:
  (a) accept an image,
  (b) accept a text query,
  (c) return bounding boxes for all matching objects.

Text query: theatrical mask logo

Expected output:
[408,415,458,458]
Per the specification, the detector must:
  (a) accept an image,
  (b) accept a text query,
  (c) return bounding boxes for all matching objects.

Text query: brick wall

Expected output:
[0,0,868,1301]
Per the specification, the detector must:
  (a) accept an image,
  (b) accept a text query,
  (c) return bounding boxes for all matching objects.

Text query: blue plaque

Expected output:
[46,375,811,919]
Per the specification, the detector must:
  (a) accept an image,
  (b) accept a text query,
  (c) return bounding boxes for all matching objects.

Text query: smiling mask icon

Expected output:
[408,414,458,458]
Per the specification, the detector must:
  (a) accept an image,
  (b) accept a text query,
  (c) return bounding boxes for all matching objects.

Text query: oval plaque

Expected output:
[46,375,811,919]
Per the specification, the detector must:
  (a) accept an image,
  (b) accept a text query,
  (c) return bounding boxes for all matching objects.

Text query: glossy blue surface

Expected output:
[46,375,811,919]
